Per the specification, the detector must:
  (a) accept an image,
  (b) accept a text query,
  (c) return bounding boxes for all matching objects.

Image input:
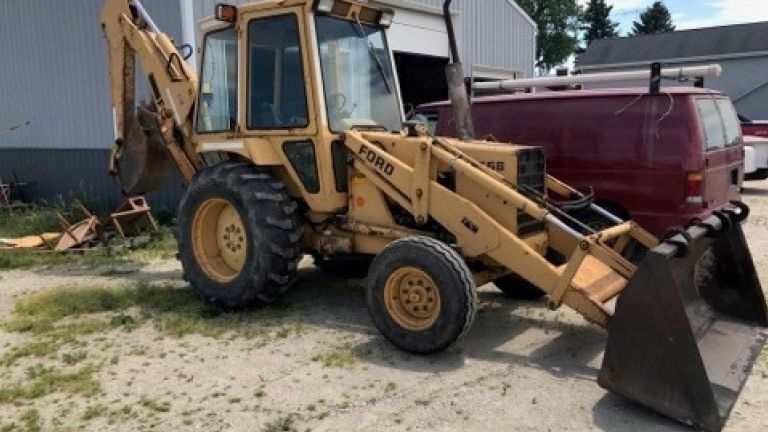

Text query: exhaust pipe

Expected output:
[443,0,474,140]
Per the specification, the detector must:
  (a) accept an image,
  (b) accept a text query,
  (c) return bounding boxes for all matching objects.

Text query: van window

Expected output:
[716,99,742,146]
[696,99,726,151]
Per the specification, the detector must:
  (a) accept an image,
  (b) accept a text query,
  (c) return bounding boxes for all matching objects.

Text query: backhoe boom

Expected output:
[101,0,201,187]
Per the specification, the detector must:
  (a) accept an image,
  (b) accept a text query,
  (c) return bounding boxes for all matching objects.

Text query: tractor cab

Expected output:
[193,0,402,212]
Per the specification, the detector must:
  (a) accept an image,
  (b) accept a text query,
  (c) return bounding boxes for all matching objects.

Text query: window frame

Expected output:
[245,13,310,131]
[282,140,321,194]
[314,14,403,134]
[714,97,743,147]
[695,97,727,152]
[195,26,239,135]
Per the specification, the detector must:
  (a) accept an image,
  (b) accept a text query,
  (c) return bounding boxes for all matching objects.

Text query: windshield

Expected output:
[315,15,401,133]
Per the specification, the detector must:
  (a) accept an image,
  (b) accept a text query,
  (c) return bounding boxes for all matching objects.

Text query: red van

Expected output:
[416,88,744,236]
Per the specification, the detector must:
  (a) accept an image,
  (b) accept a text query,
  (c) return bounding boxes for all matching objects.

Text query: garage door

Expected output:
[386,7,449,58]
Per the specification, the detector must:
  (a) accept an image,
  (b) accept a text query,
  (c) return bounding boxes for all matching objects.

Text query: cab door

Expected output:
[240,7,348,213]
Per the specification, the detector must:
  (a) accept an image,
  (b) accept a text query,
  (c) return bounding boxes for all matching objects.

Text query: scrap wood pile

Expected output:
[0,196,158,253]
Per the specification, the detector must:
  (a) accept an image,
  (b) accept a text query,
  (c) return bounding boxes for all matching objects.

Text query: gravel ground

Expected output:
[1,180,767,432]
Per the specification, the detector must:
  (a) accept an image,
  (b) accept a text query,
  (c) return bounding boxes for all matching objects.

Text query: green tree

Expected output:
[582,0,620,46]
[517,0,583,71]
[630,1,676,36]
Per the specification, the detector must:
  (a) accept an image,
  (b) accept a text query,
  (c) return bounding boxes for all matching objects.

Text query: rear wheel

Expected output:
[366,237,476,354]
[177,162,302,308]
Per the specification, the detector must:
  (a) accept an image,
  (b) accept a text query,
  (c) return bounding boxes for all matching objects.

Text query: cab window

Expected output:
[196,28,238,133]
[247,15,309,129]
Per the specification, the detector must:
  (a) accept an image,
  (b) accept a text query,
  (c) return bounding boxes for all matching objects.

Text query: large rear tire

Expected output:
[177,162,302,308]
[366,237,476,354]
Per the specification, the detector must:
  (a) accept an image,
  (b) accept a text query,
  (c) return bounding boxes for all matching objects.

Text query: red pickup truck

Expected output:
[741,116,768,138]
[416,88,744,236]
[741,116,768,180]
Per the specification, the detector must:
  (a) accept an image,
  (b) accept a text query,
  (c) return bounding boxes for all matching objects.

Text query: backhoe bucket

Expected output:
[599,204,767,432]
[113,104,169,196]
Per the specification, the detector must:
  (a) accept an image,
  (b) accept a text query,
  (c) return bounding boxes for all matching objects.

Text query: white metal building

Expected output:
[0,0,536,208]
[190,0,537,107]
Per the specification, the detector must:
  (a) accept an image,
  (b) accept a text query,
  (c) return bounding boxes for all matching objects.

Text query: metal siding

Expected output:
[0,148,184,212]
[0,0,184,210]
[455,0,535,78]
[190,0,536,77]
[0,0,182,151]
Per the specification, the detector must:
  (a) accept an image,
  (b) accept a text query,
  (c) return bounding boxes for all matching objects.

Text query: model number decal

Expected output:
[358,145,395,176]
[481,161,506,172]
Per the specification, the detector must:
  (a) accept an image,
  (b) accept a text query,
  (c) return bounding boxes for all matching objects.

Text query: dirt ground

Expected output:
[1,181,768,432]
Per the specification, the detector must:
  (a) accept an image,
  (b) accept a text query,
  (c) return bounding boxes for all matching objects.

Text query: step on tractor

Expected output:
[101,0,767,430]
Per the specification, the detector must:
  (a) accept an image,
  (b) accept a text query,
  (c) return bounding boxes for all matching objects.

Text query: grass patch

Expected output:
[61,350,88,366]
[19,409,41,432]
[139,395,171,413]
[0,364,99,404]
[1,341,62,367]
[263,414,298,432]
[0,214,176,271]
[1,282,299,370]
[0,207,63,238]
[310,343,368,369]
[82,404,108,421]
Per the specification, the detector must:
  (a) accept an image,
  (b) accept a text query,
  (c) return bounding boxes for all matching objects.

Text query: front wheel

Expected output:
[177,162,302,308]
[366,236,477,354]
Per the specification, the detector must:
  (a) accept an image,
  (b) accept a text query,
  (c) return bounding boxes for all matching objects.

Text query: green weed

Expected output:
[0,364,99,404]
[262,414,298,432]
[82,404,108,421]
[139,395,171,413]
[310,343,368,369]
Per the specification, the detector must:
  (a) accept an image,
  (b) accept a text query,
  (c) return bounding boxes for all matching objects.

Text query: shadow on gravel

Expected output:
[742,186,768,196]
[592,393,688,432]
[286,267,606,380]
[288,267,688,431]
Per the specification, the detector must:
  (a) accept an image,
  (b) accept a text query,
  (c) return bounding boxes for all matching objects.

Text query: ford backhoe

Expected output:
[100,0,767,430]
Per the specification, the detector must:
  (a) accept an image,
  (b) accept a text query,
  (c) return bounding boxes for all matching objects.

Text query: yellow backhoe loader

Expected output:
[100,0,767,430]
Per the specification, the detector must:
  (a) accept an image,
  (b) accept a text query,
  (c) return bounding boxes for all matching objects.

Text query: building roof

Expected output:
[578,21,768,69]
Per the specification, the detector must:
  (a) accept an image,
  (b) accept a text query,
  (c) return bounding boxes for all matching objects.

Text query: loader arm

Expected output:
[101,0,202,185]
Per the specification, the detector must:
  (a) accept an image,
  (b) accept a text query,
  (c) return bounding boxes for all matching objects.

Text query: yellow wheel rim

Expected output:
[191,198,247,283]
[384,267,441,331]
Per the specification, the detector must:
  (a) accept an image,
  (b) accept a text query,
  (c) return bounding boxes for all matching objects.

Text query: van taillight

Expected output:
[685,171,704,205]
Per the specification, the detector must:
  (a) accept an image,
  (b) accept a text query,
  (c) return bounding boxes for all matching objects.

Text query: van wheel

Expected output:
[494,275,545,300]
[177,162,302,308]
[366,237,477,354]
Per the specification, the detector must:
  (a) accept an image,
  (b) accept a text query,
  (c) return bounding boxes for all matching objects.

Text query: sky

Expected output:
[554,1,768,73]
[583,0,768,34]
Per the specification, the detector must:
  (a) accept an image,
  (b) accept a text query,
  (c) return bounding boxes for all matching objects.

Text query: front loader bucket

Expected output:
[113,104,169,196]
[599,204,767,432]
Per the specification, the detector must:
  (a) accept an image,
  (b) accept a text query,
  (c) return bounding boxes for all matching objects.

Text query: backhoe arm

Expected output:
[101,0,201,183]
